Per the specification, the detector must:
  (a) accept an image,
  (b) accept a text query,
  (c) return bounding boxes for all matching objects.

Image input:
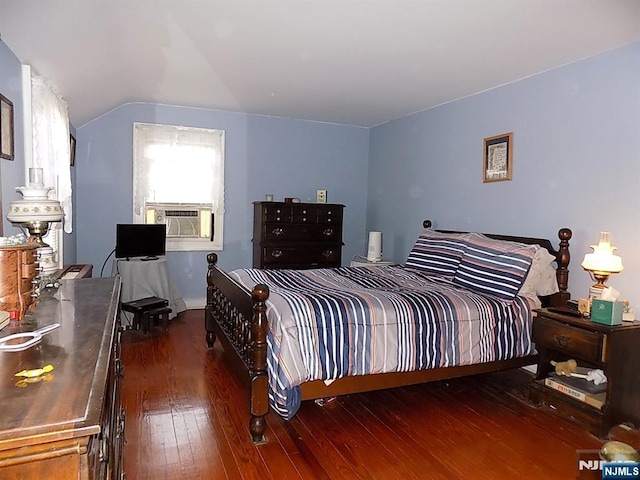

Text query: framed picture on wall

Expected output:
[0,93,14,161]
[483,132,512,183]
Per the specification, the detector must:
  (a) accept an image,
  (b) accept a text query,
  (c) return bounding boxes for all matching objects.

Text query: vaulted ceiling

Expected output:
[1,1,639,128]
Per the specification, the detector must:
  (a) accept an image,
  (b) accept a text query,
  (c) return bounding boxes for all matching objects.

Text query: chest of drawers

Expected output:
[252,201,344,269]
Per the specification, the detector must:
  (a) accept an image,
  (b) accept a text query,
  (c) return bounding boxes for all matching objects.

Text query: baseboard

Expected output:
[184,297,206,310]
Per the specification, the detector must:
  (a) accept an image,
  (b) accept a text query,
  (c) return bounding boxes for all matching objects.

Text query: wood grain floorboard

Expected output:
[121,309,608,480]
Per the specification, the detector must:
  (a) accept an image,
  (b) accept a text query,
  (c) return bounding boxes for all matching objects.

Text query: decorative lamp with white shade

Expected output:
[6,168,64,276]
[581,232,623,299]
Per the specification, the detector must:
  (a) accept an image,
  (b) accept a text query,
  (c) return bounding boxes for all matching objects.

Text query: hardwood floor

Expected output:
[121,309,605,480]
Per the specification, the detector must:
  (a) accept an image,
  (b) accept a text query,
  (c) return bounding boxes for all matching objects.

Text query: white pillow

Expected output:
[518,247,559,300]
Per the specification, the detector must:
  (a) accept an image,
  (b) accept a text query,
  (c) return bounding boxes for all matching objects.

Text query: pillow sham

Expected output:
[405,230,470,279]
[453,233,537,301]
[518,247,559,298]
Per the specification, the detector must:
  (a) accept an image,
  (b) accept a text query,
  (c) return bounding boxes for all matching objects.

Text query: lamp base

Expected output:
[589,285,605,300]
[21,221,54,248]
[37,246,58,276]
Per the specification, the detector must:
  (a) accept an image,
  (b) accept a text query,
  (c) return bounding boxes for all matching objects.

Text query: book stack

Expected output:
[544,369,607,409]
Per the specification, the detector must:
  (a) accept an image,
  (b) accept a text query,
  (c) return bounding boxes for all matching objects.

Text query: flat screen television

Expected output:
[116,224,166,259]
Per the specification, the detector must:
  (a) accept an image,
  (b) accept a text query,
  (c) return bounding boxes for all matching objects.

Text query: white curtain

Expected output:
[31,73,73,233]
[133,123,224,217]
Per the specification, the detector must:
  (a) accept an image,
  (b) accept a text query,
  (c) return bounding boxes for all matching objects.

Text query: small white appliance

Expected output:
[367,231,383,262]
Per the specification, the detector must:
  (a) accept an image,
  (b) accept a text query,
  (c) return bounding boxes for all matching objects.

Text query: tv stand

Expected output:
[112,257,186,321]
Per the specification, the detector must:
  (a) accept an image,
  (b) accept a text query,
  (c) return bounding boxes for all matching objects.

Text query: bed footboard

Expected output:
[205,253,270,443]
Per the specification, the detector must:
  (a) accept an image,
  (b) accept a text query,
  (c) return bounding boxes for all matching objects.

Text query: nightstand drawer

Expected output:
[533,316,605,365]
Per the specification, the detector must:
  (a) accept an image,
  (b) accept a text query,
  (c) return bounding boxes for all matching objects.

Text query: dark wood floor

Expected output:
[121,309,606,480]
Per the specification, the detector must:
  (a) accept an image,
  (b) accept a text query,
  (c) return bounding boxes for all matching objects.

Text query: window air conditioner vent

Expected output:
[164,210,198,218]
[145,203,212,239]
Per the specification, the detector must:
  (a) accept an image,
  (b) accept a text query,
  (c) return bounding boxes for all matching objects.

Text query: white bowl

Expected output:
[15,185,54,200]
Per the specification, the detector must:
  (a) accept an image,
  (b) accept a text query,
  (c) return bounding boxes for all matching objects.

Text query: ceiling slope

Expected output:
[1,0,639,127]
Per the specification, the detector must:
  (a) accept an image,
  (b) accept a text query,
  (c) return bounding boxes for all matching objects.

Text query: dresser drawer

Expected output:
[317,206,343,224]
[533,315,605,365]
[261,246,342,268]
[262,224,342,242]
[263,205,293,223]
[292,205,318,223]
[21,261,38,279]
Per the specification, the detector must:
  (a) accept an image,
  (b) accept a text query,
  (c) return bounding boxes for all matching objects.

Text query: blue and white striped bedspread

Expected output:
[229,265,536,419]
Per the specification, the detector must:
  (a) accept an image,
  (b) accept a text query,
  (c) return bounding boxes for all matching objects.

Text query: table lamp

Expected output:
[580,231,623,299]
[6,168,64,275]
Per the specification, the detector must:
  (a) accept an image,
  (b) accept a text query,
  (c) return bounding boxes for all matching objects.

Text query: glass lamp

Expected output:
[6,168,64,275]
[581,232,623,299]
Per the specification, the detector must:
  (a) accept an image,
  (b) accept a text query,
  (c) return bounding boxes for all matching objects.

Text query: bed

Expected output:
[205,221,572,443]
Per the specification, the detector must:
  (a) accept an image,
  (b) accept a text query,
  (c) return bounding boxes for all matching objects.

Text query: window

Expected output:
[133,123,225,251]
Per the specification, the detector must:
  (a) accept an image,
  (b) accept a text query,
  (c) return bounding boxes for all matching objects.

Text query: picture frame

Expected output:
[483,132,513,183]
[0,93,14,161]
[70,133,76,166]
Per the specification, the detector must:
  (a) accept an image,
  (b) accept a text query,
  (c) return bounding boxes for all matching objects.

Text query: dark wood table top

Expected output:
[0,276,121,447]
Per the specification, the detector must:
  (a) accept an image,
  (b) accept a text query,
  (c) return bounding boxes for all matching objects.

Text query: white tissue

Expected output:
[600,286,620,301]
[586,369,607,385]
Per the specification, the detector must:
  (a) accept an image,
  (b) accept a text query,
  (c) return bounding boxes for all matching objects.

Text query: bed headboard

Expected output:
[423,220,572,308]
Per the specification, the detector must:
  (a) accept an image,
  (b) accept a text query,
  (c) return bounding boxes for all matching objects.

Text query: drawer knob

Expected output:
[272,227,283,236]
[322,250,333,258]
[271,250,283,258]
[554,334,571,348]
[322,228,334,236]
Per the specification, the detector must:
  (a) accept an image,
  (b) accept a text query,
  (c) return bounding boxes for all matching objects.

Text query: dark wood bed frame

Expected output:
[205,221,572,443]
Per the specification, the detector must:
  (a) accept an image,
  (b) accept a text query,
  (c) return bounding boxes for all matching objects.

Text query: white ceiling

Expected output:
[1,1,639,128]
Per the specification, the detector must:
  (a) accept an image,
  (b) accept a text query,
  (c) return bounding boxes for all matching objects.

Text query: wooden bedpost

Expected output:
[249,283,270,444]
[205,253,218,348]
[555,228,572,305]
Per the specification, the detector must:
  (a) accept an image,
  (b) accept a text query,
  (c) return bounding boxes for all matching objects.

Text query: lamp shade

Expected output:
[581,232,623,274]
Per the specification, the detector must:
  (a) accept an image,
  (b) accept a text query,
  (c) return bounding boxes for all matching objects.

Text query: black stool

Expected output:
[121,296,170,334]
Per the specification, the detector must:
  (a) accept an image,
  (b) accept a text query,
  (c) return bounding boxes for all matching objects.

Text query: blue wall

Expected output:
[76,104,369,305]
[0,41,28,235]
[368,41,640,307]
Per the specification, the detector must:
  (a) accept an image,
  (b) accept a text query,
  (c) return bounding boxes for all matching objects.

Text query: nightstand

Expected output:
[528,308,640,438]
[350,257,394,267]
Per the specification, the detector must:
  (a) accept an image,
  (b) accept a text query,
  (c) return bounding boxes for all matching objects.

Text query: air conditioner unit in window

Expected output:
[145,203,212,239]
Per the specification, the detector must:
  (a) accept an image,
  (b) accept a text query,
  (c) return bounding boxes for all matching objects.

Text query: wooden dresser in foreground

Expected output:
[0,276,124,480]
[529,308,640,438]
[252,201,345,269]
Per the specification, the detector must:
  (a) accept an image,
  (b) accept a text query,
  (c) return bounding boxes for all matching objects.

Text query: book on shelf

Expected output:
[549,370,607,394]
[544,376,606,409]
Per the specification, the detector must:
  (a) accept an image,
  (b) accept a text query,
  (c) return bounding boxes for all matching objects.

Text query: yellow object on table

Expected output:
[14,364,54,378]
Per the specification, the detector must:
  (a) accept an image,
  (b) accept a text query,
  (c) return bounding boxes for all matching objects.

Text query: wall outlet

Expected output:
[316,189,327,203]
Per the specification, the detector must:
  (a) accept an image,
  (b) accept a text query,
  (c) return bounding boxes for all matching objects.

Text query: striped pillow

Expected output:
[453,233,536,301]
[405,230,470,279]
